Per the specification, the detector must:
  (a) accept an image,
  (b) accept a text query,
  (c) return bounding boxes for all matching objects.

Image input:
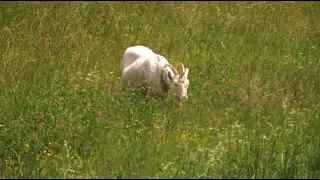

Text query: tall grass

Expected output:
[0,1,319,178]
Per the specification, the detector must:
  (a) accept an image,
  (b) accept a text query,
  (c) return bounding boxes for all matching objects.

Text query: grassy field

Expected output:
[0,1,319,178]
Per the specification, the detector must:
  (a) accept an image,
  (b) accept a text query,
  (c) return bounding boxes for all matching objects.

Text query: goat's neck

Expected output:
[160,66,174,93]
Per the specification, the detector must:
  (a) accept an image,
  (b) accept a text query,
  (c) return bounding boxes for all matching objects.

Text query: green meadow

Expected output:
[1,1,319,178]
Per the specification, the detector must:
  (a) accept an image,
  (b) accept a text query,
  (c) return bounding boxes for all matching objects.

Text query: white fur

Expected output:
[120,45,190,101]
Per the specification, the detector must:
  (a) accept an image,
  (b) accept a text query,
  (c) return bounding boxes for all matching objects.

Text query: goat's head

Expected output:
[167,63,190,102]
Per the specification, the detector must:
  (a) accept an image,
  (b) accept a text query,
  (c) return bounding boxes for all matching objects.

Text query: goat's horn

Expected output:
[167,64,179,75]
[178,63,185,74]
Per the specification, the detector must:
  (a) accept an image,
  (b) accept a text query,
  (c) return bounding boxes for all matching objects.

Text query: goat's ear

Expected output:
[169,71,179,84]
[182,68,189,79]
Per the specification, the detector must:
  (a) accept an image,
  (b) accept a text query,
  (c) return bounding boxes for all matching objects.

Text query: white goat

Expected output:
[120,45,190,102]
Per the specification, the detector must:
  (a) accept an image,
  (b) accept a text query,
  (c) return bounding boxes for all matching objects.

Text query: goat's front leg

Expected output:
[159,93,168,103]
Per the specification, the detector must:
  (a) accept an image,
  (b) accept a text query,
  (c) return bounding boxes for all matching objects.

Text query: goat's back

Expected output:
[121,46,155,72]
